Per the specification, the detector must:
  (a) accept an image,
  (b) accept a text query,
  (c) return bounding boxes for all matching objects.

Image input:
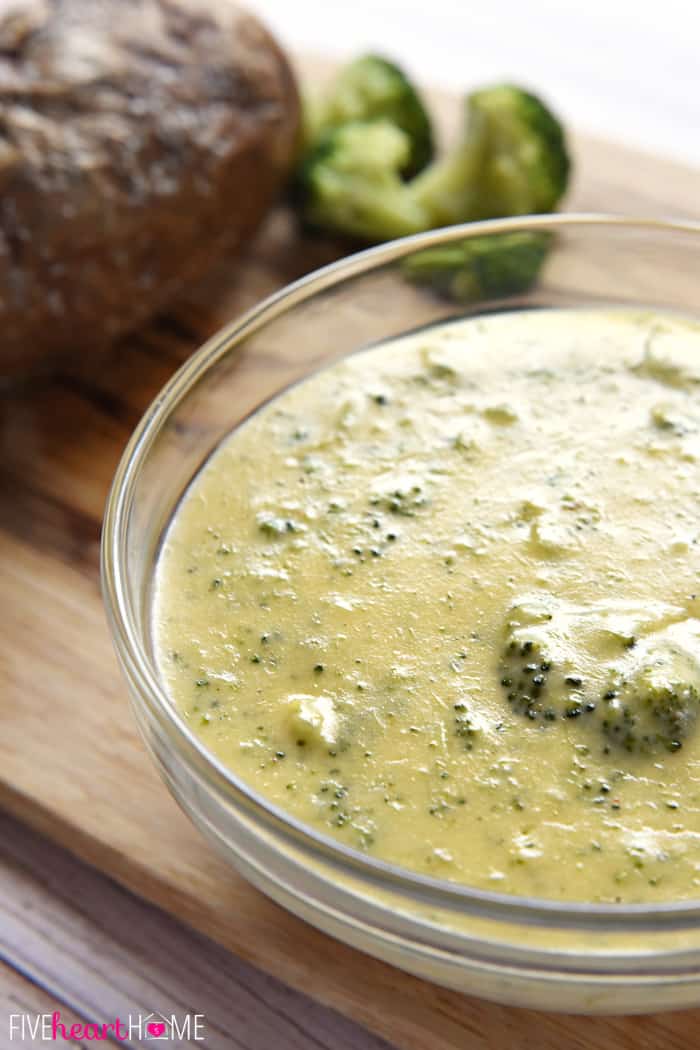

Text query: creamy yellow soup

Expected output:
[154,308,700,902]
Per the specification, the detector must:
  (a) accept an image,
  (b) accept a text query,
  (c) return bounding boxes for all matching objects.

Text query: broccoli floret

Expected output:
[296,78,570,244]
[410,85,569,226]
[297,120,429,241]
[402,231,550,303]
[499,633,558,722]
[305,54,433,178]
[601,643,700,755]
[499,600,594,723]
[498,599,700,756]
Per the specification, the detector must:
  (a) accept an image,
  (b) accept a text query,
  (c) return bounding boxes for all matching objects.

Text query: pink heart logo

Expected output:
[147,1022,166,1037]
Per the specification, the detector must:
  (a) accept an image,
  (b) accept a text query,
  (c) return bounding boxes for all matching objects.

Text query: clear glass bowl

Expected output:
[102,215,700,1014]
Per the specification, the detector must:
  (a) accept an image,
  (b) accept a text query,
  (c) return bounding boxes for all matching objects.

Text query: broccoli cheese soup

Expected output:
[154,308,700,902]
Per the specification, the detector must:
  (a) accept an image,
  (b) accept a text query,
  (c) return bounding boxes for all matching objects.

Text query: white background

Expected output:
[250,0,700,166]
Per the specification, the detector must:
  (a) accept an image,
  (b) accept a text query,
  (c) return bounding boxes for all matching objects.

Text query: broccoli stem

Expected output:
[408,107,487,227]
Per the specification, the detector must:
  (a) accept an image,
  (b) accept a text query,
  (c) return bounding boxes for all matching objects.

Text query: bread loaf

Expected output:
[0,0,300,377]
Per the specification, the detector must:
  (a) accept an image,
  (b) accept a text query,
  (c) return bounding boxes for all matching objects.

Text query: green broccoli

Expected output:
[296,79,570,244]
[498,600,594,723]
[297,120,428,241]
[411,86,570,227]
[402,231,550,303]
[498,599,700,757]
[453,702,484,750]
[304,54,434,178]
[601,645,700,755]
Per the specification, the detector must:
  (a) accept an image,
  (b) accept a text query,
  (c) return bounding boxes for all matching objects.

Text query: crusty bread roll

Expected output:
[0,0,300,377]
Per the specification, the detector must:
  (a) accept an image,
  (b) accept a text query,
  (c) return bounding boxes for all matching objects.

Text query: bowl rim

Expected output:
[102,212,700,931]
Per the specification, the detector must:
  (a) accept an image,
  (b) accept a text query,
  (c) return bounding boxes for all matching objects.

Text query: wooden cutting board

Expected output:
[2,57,700,1050]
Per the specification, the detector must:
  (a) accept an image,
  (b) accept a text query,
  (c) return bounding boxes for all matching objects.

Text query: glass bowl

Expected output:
[102,215,700,1014]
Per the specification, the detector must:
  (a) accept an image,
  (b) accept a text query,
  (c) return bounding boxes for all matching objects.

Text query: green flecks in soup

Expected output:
[154,308,700,902]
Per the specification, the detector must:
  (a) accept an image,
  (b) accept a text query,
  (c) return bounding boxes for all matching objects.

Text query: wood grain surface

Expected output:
[2,965,89,1050]
[1,813,391,1050]
[1,61,700,1050]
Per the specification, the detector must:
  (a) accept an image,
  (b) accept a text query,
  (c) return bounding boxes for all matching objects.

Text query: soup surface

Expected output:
[154,308,700,902]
